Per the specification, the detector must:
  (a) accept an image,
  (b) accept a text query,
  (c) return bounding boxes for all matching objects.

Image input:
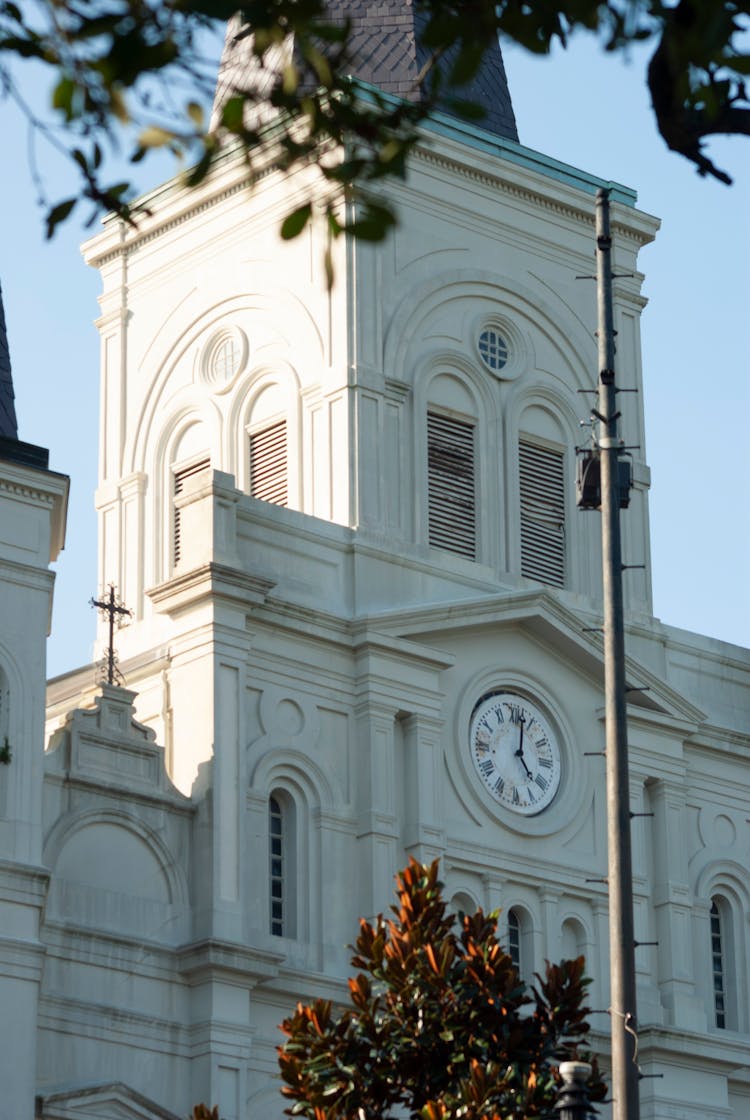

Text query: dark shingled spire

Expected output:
[214,1,518,142]
[0,282,49,469]
[0,282,19,440]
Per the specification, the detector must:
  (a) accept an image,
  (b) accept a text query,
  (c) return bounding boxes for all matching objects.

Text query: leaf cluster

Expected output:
[1,1,747,241]
[279,859,605,1120]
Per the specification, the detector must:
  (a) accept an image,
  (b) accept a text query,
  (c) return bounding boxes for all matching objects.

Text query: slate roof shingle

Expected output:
[0,282,19,441]
[213,0,518,141]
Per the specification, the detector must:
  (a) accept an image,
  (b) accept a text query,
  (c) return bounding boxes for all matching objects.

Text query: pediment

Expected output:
[45,684,189,805]
[371,589,707,728]
[38,1082,180,1120]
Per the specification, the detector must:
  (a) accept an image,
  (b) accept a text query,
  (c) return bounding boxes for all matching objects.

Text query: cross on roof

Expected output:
[90,584,132,685]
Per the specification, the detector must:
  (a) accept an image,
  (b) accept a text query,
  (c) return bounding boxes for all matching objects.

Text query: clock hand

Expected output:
[514,715,532,778]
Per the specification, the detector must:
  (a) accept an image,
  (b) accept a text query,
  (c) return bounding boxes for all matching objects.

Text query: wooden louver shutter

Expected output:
[173,457,210,566]
[250,421,287,506]
[427,411,476,560]
[519,439,565,587]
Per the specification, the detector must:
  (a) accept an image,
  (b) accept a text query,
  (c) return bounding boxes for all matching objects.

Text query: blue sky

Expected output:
[1,30,748,679]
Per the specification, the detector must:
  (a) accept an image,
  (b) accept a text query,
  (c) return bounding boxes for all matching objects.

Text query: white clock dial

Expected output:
[469,692,561,815]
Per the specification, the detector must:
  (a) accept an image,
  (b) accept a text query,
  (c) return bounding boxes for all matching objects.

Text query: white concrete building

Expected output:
[1,8,749,1119]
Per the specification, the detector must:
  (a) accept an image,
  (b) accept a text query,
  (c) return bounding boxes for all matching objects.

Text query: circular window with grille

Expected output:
[200,327,247,390]
[477,327,509,372]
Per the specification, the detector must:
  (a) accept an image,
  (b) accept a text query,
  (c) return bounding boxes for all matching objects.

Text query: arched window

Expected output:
[425,372,481,561]
[169,422,211,569]
[427,410,476,559]
[711,899,727,1029]
[0,667,7,734]
[450,891,478,931]
[508,908,522,972]
[507,906,534,981]
[248,384,289,507]
[519,437,566,587]
[561,917,587,962]
[268,791,296,938]
[173,456,210,566]
[0,666,8,760]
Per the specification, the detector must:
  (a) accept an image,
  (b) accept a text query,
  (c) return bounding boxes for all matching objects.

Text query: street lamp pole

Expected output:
[595,187,640,1120]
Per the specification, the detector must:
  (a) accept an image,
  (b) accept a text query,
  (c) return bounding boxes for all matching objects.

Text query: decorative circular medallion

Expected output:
[469,691,561,815]
[201,327,247,390]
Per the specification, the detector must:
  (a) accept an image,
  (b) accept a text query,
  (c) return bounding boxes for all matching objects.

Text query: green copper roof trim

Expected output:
[99,76,636,232]
[352,78,638,208]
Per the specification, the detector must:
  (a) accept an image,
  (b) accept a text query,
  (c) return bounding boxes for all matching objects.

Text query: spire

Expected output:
[214,1,518,142]
[0,282,18,440]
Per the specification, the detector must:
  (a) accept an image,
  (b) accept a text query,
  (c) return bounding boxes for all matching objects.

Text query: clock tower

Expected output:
[35,10,750,1120]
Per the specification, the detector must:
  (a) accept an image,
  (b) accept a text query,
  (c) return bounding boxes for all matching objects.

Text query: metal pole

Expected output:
[595,187,639,1120]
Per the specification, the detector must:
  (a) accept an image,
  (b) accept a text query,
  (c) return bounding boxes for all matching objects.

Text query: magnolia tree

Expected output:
[278,860,606,1120]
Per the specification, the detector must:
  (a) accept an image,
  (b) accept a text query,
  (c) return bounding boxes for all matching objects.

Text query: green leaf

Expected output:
[137,125,175,149]
[45,198,77,239]
[221,96,245,132]
[186,101,204,128]
[280,202,312,240]
[52,77,76,120]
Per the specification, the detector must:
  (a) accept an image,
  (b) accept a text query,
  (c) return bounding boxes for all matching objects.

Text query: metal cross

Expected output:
[90,584,132,685]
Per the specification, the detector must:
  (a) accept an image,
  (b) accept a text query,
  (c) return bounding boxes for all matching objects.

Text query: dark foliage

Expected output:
[279,859,606,1120]
[1,2,748,242]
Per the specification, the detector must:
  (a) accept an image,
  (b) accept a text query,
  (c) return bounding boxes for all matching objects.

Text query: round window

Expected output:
[201,327,247,389]
[478,327,509,372]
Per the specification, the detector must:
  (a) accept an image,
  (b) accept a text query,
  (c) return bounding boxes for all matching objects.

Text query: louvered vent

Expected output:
[250,421,288,506]
[427,411,476,560]
[519,440,565,587]
[173,457,210,566]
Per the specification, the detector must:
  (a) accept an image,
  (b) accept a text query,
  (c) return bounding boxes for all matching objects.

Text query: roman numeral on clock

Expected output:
[538,756,553,770]
[479,759,494,776]
[534,773,548,791]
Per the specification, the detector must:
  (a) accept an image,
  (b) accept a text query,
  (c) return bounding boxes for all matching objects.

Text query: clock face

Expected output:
[469,692,561,815]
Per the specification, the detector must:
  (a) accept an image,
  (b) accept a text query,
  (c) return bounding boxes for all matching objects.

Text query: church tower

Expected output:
[0,287,68,1120]
[38,11,750,1120]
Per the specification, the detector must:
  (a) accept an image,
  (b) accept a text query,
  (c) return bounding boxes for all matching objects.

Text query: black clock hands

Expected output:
[514,714,532,778]
[470,692,561,815]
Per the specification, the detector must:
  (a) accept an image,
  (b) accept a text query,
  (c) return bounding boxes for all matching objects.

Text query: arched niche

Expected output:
[561,915,588,961]
[128,291,322,480]
[518,401,568,447]
[54,821,171,901]
[383,270,592,397]
[172,419,211,466]
[44,812,187,943]
[428,372,480,420]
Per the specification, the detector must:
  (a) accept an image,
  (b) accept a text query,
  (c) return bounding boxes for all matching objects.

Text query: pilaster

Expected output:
[354,698,399,920]
[401,712,446,864]
[648,775,707,1030]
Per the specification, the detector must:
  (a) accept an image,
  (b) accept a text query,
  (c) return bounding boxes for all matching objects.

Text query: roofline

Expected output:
[83,80,649,264]
[352,78,639,207]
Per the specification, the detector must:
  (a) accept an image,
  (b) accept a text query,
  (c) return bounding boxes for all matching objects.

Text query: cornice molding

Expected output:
[411,143,654,249]
[0,476,56,506]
